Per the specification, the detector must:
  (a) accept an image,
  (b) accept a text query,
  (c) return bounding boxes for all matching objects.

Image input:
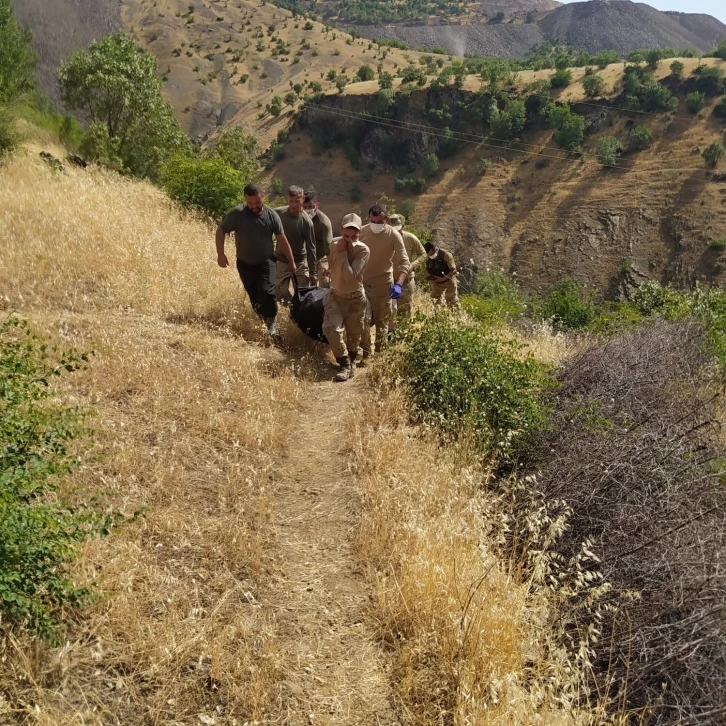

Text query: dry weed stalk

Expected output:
[352,390,609,726]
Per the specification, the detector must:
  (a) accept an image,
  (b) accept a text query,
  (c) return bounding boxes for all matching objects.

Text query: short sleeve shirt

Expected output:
[220,205,283,265]
[274,207,316,265]
[426,249,456,278]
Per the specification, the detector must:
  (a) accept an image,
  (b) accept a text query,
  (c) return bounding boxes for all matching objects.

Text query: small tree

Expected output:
[702,141,725,167]
[0,0,37,103]
[335,75,348,93]
[550,69,572,89]
[378,71,394,89]
[630,125,653,150]
[284,91,296,106]
[685,91,706,113]
[596,136,622,167]
[213,127,260,177]
[669,60,684,79]
[713,97,726,118]
[356,64,375,82]
[327,68,337,81]
[582,73,605,98]
[645,48,661,69]
[423,153,440,177]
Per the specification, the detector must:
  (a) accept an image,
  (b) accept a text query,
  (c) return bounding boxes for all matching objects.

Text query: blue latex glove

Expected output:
[389,283,403,300]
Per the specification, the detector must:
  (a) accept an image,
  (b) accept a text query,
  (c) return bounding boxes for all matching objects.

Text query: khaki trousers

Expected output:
[322,288,367,359]
[431,279,460,309]
[390,278,416,332]
[361,283,392,355]
[275,259,310,304]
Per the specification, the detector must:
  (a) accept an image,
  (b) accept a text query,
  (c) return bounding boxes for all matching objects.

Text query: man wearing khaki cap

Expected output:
[322,213,370,382]
[388,214,425,328]
[358,204,410,361]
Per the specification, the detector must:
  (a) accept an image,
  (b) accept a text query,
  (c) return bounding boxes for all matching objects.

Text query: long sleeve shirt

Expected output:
[359,224,410,290]
[328,236,370,294]
[312,210,334,260]
[401,230,426,282]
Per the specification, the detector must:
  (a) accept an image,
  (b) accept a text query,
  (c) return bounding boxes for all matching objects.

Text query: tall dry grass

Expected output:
[352,389,609,726]
[0,152,304,722]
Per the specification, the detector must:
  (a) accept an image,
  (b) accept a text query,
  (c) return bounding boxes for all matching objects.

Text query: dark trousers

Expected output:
[237,258,278,320]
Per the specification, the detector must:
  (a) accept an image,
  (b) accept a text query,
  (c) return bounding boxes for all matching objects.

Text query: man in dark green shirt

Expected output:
[275,185,317,304]
[216,183,296,338]
[303,190,334,289]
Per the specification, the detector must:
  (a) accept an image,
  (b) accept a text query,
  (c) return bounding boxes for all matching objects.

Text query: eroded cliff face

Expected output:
[295,89,726,297]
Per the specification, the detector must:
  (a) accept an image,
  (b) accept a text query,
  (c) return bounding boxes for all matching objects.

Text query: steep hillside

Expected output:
[266,58,726,298]
[348,1,725,57]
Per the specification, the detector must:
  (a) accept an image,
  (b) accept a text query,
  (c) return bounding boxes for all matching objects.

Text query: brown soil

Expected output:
[263,370,400,725]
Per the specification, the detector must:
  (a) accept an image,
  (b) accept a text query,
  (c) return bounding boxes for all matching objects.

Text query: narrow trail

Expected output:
[265,372,400,726]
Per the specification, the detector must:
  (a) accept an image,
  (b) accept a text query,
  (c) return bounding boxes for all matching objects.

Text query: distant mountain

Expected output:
[349,0,725,57]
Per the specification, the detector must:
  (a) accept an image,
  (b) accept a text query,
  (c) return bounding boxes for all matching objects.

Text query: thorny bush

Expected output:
[521,323,726,724]
[0,318,112,640]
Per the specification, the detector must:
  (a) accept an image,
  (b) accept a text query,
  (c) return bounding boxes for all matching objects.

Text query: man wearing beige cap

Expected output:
[322,213,370,382]
[388,214,425,328]
[358,205,410,361]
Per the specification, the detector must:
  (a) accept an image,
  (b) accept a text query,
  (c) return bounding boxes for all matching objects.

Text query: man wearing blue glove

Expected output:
[358,204,410,361]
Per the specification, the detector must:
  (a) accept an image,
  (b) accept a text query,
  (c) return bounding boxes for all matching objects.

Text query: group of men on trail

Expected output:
[215,183,460,382]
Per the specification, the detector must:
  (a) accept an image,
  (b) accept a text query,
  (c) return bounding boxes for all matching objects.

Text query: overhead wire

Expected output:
[303,101,709,173]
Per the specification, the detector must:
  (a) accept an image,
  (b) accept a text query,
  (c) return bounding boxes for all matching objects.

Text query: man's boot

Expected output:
[264,316,281,341]
[334,356,352,382]
[349,350,357,378]
[358,350,371,367]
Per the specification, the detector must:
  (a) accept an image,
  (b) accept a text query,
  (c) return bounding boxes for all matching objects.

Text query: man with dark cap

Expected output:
[303,190,334,289]
[424,240,460,310]
[216,183,297,338]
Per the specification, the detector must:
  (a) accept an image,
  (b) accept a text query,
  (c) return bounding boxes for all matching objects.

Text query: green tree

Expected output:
[212,126,260,177]
[379,71,394,89]
[550,69,572,88]
[702,141,725,167]
[423,152,439,177]
[685,91,706,113]
[327,68,337,81]
[669,59,684,79]
[582,73,605,98]
[335,75,348,93]
[356,64,375,82]
[0,0,37,103]
[268,95,283,116]
[630,125,653,150]
[160,154,248,218]
[545,104,585,151]
[712,39,726,60]
[596,136,622,167]
[284,91,296,106]
[645,48,661,69]
[694,65,724,96]
[58,33,186,179]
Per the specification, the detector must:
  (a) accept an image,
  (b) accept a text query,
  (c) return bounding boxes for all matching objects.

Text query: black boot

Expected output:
[349,350,357,378]
[334,356,352,382]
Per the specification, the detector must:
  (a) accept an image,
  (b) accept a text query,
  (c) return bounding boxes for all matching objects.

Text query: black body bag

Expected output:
[290,280,329,343]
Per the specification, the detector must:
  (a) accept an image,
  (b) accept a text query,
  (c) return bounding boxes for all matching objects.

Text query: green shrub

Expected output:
[390,313,549,459]
[400,198,416,219]
[349,183,363,202]
[271,176,284,195]
[596,135,622,166]
[713,97,726,118]
[708,238,726,250]
[534,279,602,331]
[212,126,260,176]
[423,152,439,177]
[0,0,37,104]
[160,153,247,218]
[464,269,525,324]
[356,64,375,82]
[545,103,585,151]
[693,65,724,96]
[630,124,653,149]
[669,59,684,78]
[685,91,706,113]
[0,104,20,158]
[550,68,572,88]
[582,73,605,98]
[0,317,113,639]
[702,141,725,167]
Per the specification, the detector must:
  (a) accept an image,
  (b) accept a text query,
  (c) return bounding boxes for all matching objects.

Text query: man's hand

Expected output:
[217,253,229,268]
[434,275,448,284]
[389,283,403,300]
[309,275,318,286]
[288,262,298,277]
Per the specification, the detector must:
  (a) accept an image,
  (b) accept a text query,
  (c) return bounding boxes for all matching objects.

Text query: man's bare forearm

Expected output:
[215,226,226,256]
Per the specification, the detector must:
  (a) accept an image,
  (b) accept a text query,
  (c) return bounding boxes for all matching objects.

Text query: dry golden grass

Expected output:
[352,388,607,726]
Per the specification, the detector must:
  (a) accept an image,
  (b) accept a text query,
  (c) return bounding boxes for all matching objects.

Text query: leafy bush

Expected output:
[0,103,20,158]
[702,141,725,167]
[0,317,113,639]
[685,91,706,113]
[534,278,602,331]
[400,198,416,219]
[714,97,726,118]
[549,68,572,88]
[595,135,622,166]
[709,237,726,250]
[463,269,526,324]
[630,124,653,149]
[489,98,526,140]
[545,103,585,151]
[335,75,348,93]
[0,0,37,104]
[160,153,247,218]
[390,313,549,459]
[356,64,375,82]
[349,183,363,202]
[693,64,724,96]
[423,152,439,177]
[378,71,394,89]
[211,126,259,177]
[582,73,605,98]
[669,59,684,78]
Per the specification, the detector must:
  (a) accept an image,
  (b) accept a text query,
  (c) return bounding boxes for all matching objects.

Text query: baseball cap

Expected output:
[389,214,405,230]
[341,212,362,230]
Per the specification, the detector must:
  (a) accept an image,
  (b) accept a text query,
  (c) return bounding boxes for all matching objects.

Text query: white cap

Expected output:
[341,213,362,230]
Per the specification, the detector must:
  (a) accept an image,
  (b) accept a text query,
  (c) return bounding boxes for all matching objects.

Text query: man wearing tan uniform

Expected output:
[322,213,370,382]
[425,240,460,310]
[388,214,425,328]
[358,205,410,360]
